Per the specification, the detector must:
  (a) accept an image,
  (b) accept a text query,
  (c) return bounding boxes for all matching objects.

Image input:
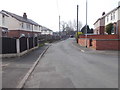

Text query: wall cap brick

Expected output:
[93,39,120,41]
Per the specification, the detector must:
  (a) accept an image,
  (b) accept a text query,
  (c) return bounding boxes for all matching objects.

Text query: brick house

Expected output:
[78,1,120,50]
[0,11,9,37]
[93,17,105,35]
[41,27,53,35]
[0,10,42,38]
[94,1,120,36]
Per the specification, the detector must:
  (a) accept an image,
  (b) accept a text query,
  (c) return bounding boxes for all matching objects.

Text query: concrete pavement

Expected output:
[23,38,118,88]
[2,45,49,88]
[72,39,119,56]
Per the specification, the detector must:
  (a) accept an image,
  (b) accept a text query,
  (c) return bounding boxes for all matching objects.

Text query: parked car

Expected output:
[70,35,74,38]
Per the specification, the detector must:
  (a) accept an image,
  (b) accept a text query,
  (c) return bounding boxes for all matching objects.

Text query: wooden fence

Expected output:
[2,37,38,54]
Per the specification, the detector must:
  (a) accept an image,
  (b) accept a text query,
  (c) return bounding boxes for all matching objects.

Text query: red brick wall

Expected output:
[78,39,86,46]
[118,20,120,38]
[92,39,120,50]
[7,30,41,38]
[79,34,119,39]
[92,40,97,49]
[100,26,105,34]
[78,38,120,50]
[78,38,90,47]
[8,30,20,37]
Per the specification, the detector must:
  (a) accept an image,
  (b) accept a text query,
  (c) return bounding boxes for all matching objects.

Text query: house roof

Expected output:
[93,5,120,25]
[0,11,9,17]
[41,29,53,32]
[93,16,105,25]
[41,26,53,32]
[104,6,120,17]
[93,18,101,25]
[1,10,40,26]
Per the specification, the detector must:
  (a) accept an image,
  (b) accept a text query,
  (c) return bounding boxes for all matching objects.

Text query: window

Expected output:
[34,25,37,30]
[113,12,115,20]
[111,13,112,20]
[21,23,24,28]
[31,25,33,30]
[107,16,109,22]
[27,23,29,29]
[28,24,30,29]
[30,25,33,30]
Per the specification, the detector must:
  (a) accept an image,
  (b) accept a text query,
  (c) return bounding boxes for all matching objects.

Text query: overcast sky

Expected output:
[0,0,120,31]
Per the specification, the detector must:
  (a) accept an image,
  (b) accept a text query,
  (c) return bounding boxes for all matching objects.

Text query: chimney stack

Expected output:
[102,12,105,16]
[23,13,27,19]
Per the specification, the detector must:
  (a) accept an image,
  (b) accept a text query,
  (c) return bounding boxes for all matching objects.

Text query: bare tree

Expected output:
[67,19,82,31]
[73,19,82,31]
[60,20,82,36]
[61,21,66,32]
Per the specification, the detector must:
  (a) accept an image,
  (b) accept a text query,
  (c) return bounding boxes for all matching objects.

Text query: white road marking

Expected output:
[71,42,85,53]
[81,50,85,52]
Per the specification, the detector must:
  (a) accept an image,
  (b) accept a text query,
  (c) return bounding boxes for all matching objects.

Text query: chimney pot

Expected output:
[23,13,27,19]
[102,12,105,16]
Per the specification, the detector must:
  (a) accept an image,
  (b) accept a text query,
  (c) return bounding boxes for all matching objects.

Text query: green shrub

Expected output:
[75,32,83,39]
[105,23,113,34]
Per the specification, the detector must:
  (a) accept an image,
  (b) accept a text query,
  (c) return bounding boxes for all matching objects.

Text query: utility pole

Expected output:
[59,15,61,37]
[77,5,79,43]
[85,0,88,47]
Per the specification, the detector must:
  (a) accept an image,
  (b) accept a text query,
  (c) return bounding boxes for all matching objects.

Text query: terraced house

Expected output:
[94,1,120,37]
[0,10,42,38]
[41,27,53,35]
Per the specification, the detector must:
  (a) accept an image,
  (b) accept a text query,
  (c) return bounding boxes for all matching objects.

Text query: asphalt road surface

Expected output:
[24,38,118,88]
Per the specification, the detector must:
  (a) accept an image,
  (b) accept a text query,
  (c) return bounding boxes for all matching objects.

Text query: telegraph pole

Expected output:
[77,5,79,43]
[59,15,61,37]
[85,0,88,47]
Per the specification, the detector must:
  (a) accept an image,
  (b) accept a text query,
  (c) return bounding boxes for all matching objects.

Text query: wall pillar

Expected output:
[27,38,29,50]
[33,37,34,48]
[16,39,20,54]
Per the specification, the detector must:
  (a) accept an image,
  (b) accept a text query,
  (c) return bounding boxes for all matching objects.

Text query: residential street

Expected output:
[2,45,49,88]
[24,38,118,88]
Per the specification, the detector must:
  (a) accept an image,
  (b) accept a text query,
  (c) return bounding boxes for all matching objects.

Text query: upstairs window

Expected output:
[107,16,109,22]
[111,13,113,20]
[21,23,24,29]
[113,12,115,20]
[34,25,38,30]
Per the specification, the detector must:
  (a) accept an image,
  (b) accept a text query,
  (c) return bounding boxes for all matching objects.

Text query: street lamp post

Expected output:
[77,5,79,43]
[59,15,61,38]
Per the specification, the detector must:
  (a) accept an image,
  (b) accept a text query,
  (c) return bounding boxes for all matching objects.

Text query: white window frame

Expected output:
[107,16,109,22]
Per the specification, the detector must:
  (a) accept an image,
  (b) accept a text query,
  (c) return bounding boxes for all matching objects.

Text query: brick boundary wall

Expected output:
[92,39,120,50]
[78,38,90,47]
[79,34,119,39]
[7,30,41,38]
[78,38,120,50]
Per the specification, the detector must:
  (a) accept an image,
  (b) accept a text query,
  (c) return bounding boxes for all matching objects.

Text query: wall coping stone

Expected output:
[92,39,120,41]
